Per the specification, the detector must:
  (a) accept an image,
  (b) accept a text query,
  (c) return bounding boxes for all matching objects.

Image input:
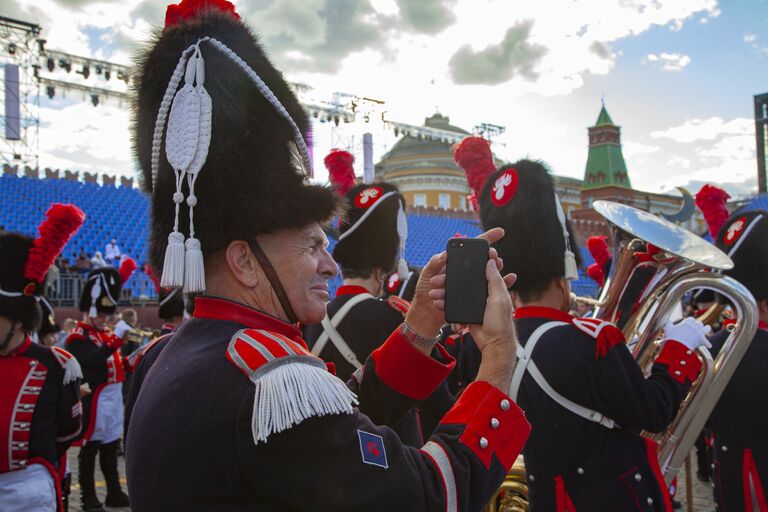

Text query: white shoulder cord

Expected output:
[510,321,616,429]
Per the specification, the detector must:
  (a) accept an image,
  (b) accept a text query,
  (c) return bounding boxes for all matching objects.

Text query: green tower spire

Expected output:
[583,104,631,189]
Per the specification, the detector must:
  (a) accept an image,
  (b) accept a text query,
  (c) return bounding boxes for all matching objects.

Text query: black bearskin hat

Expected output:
[0,204,83,331]
[37,298,60,339]
[158,287,185,320]
[382,265,421,302]
[79,258,137,317]
[0,235,41,331]
[454,137,581,299]
[476,161,582,298]
[133,1,337,291]
[715,210,768,301]
[333,182,406,275]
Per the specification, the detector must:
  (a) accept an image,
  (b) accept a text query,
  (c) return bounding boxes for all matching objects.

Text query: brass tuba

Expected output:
[591,200,758,484]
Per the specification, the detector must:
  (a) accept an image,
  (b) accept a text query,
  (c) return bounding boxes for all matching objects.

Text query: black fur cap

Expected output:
[133,11,338,275]
[715,210,768,301]
[333,182,404,274]
[158,287,185,320]
[0,234,41,331]
[478,160,581,298]
[79,267,123,316]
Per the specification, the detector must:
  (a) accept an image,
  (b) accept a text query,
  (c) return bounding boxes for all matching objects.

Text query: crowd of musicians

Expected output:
[1,1,766,511]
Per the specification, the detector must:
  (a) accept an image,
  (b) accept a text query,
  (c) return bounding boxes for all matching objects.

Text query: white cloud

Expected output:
[622,140,660,159]
[633,117,758,198]
[743,32,768,56]
[643,52,691,71]
[650,117,753,143]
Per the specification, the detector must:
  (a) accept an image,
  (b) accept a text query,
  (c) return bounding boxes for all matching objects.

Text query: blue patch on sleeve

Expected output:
[357,430,388,469]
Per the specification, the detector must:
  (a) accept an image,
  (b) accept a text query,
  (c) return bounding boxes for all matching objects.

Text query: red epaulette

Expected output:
[571,317,625,359]
[226,329,321,378]
[50,346,83,385]
[226,329,357,444]
[386,296,410,317]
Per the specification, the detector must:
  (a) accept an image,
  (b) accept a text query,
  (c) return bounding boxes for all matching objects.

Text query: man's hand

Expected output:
[406,228,508,342]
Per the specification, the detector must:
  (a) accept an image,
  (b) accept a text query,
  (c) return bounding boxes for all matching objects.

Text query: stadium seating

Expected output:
[1,173,621,300]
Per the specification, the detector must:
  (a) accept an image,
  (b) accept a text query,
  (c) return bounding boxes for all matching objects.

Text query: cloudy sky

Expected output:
[4,0,768,198]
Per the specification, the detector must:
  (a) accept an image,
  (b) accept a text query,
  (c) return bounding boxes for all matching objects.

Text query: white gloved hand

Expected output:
[663,317,712,351]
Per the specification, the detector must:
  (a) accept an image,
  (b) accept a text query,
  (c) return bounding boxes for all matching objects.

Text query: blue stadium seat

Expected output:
[0,174,602,300]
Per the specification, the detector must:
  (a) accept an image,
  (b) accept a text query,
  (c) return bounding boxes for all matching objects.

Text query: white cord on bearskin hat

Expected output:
[151,37,313,293]
[554,192,579,281]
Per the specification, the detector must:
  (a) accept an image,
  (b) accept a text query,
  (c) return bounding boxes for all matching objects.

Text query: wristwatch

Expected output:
[401,322,440,348]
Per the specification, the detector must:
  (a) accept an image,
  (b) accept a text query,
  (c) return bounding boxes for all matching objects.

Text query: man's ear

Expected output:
[225,240,260,289]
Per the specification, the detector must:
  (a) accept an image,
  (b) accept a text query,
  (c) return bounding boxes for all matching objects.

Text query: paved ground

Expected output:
[66,448,717,511]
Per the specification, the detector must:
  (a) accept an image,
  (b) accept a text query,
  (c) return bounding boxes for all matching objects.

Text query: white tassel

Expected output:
[251,362,357,444]
[396,201,409,280]
[61,357,83,386]
[564,250,579,281]
[89,279,100,318]
[397,258,409,280]
[161,231,186,287]
[554,192,579,281]
[183,237,205,293]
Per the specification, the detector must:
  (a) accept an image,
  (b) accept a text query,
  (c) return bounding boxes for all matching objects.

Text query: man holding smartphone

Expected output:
[305,150,423,445]
[456,136,712,511]
[126,3,530,510]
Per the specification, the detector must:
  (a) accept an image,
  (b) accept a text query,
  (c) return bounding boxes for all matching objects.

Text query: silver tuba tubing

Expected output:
[638,274,757,484]
[591,200,758,485]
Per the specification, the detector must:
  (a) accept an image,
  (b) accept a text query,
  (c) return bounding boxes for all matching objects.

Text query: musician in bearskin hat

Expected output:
[65,258,136,510]
[455,136,712,511]
[303,150,425,446]
[0,204,85,512]
[125,2,530,510]
[708,208,768,511]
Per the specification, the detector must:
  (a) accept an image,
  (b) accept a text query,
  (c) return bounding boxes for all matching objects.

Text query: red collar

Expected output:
[336,285,371,297]
[760,320,768,332]
[3,336,32,357]
[514,306,574,323]
[161,323,177,332]
[193,296,301,340]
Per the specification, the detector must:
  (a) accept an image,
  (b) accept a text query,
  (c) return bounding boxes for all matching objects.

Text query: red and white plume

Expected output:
[694,184,731,238]
[453,137,497,212]
[23,203,85,285]
[325,149,356,196]
[586,235,611,287]
[119,257,138,284]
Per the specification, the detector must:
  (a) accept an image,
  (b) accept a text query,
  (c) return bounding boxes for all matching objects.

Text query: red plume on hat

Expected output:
[695,184,731,238]
[454,137,497,213]
[144,264,162,293]
[586,235,610,287]
[325,149,356,196]
[119,257,138,284]
[165,0,240,30]
[23,204,85,289]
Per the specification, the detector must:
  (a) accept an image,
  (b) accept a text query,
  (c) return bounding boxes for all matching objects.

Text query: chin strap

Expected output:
[248,240,298,325]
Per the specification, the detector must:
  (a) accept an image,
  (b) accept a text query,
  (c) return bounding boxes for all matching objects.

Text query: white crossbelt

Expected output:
[509,321,616,429]
[311,293,374,369]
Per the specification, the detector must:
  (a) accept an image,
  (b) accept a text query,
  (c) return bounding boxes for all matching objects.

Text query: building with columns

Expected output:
[375,113,472,211]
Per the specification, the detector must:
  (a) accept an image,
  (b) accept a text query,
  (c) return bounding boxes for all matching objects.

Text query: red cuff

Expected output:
[655,340,702,384]
[440,381,531,471]
[371,327,455,400]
